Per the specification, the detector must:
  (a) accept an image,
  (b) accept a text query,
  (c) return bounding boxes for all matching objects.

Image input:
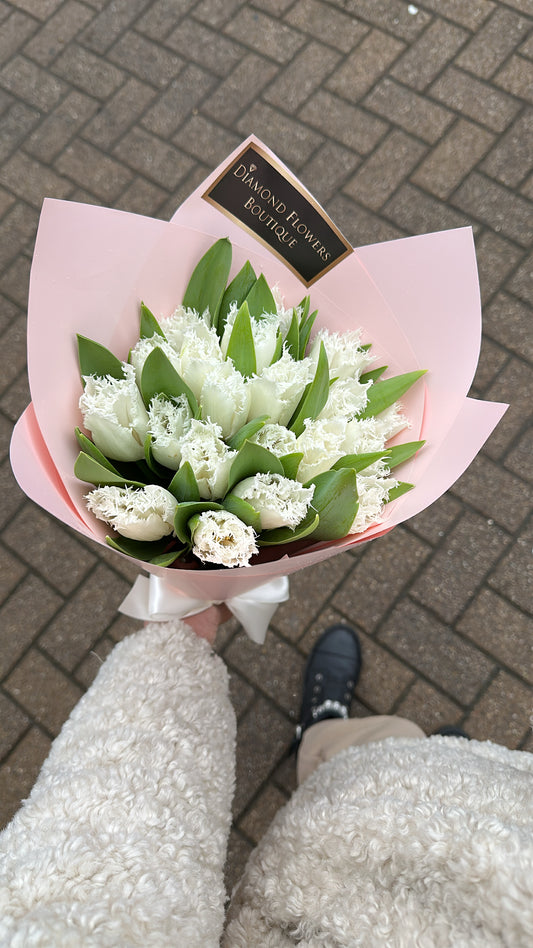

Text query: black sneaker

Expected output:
[294,624,362,749]
[433,725,470,739]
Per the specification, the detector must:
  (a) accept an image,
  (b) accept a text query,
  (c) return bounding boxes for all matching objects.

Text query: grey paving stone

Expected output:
[505,428,533,484]
[284,0,369,54]
[225,629,304,717]
[23,1,95,65]
[203,52,279,125]
[80,0,151,55]
[236,101,323,169]
[332,526,432,634]
[378,598,495,704]
[364,77,455,144]
[508,249,533,306]
[455,7,531,79]
[0,151,72,206]
[469,336,509,394]
[483,291,533,362]
[238,782,288,844]
[0,10,38,65]
[264,42,340,115]
[0,101,41,163]
[38,563,131,672]
[136,0,197,41]
[56,140,134,201]
[411,119,494,200]
[5,648,83,736]
[25,91,99,162]
[394,678,463,734]
[108,30,184,89]
[390,18,468,91]
[84,78,156,149]
[194,0,246,29]
[272,551,355,641]
[167,17,245,77]
[0,54,68,111]
[300,141,361,206]
[0,573,62,678]
[0,690,29,759]
[457,587,533,684]
[326,193,403,246]
[326,29,404,101]
[0,727,51,830]
[481,109,533,188]
[141,67,214,138]
[410,511,511,624]
[113,126,195,189]
[483,357,533,459]
[330,0,432,41]
[489,521,533,615]
[2,506,96,595]
[407,494,463,546]
[343,129,426,211]
[300,89,387,155]
[450,454,530,532]
[494,53,533,103]
[463,669,532,747]
[233,696,293,817]
[452,172,533,247]
[51,43,126,99]
[224,7,306,64]
[224,828,253,898]
[383,182,473,236]
[429,66,520,133]
[475,233,523,305]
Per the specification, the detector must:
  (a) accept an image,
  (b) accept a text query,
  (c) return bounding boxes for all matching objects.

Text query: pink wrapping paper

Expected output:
[10,136,507,601]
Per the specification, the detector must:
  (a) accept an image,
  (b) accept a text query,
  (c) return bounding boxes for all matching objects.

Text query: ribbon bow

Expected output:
[119,574,290,644]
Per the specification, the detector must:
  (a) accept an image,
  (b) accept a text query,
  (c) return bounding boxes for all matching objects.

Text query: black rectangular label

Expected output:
[203,143,352,286]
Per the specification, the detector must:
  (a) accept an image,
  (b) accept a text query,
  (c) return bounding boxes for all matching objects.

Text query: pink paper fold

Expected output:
[10,136,507,601]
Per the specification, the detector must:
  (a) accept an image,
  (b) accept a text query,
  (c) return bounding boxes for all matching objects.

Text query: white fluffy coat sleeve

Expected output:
[0,619,236,948]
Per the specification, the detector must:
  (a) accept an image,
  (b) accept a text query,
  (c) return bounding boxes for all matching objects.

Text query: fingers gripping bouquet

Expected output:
[76,238,425,570]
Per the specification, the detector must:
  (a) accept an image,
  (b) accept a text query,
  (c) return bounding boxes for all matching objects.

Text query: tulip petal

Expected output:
[140,302,166,340]
[217,260,256,335]
[168,461,201,503]
[245,272,276,318]
[140,346,198,415]
[77,334,124,381]
[305,468,359,541]
[182,236,232,327]
[228,440,284,492]
[75,427,123,475]
[359,370,426,420]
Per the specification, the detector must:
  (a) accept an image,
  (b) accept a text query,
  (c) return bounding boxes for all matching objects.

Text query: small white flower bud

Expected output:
[190,509,258,567]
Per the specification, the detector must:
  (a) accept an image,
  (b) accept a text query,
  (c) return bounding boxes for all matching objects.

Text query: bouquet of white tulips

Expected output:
[75,238,425,570]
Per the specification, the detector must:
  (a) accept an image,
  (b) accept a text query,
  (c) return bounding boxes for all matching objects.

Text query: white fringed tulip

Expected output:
[248,351,313,426]
[200,361,251,439]
[178,330,224,399]
[318,377,371,421]
[160,305,212,351]
[249,423,298,457]
[232,472,314,530]
[348,462,398,535]
[79,364,149,462]
[148,394,192,470]
[86,484,177,541]
[343,405,410,455]
[178,419,236,499]
[190,509,258,567]
[310,328,373,380]
[295,417,347,483]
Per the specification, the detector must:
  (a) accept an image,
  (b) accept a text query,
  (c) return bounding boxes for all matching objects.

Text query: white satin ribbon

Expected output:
[119,574,290,645]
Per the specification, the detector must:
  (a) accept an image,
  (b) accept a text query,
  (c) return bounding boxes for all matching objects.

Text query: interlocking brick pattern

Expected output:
[0,0,531,893]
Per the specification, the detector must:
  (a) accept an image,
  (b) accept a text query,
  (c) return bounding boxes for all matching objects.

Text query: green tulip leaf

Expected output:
[384,440,425,470]
[168,462,201,503]
[174,500,223,545]
[75,452,145,488]
[245,272,277,318]
[225,300,257,378]
[269,328,284,365]
[289,340,330,437]
[227,440,284,492]
[77,334,124,381]
[284,309,300,361]
[223,494,262,531]
[258,508,319,546]
[280,452,303,480]
[298,305,318,359]
[74,428,123,475]
[140,347,198,415]
[386,481,413,502]
[105,534,183,564]
[227,415,269,451]
[140,302,166,340]
[360,365,387,384]
[332,451,390,473]
[217,260,256,335]
[359,370,426,420]
[305,468,359,541]
[143,433,169,479]
[182,237,232,327]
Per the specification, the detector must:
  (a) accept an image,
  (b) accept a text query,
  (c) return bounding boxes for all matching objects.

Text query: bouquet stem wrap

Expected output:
[119,574,289,645]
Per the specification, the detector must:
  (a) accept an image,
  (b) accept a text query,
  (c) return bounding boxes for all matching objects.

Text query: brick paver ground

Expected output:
[0,0,531,894]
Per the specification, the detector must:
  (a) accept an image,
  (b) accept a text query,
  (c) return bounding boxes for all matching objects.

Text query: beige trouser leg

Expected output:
[297,715,426,785]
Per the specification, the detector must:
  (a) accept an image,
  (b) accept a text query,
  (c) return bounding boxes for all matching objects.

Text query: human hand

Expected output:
[184,604,231,645]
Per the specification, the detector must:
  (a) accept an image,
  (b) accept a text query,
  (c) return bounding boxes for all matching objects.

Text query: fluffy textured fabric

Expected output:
[225,737,533,948]
[0,620,236,947]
